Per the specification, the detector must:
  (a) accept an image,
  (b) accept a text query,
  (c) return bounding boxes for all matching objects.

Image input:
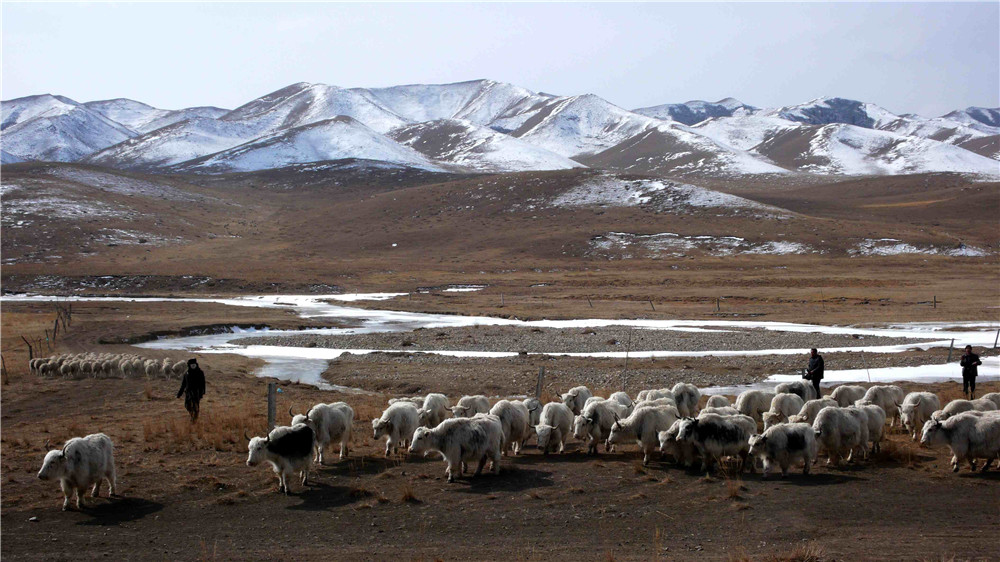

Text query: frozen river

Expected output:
[5,293,998,392]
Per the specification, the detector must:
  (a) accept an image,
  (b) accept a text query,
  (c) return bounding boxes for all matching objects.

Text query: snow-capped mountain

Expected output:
[172,116,444,173]
[633,98,756,125]
[764,97,900,129]
[945,107,1000,129]
[389,118,584,172]
[84,98,229,134]
[2,94,136,161]
[3,81,997,176]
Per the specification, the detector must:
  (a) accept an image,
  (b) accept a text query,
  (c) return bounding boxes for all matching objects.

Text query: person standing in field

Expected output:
[960,345,981,399]
[805,348,824,399]
[177,358,206,421]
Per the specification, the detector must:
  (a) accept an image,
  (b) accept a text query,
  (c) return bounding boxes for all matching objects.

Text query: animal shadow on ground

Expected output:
[319,453,437,478]
[285,482,362,511]
[746,471,865,486]
[506,448,605,466]
[958,469,1000,481]
[454,466,555,495]
[76,497,164,526]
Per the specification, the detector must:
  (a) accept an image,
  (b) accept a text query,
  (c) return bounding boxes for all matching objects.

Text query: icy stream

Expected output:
[5,293,997,393]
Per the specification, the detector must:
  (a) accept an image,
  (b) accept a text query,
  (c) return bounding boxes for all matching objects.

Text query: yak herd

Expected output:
[36,376,1000,508]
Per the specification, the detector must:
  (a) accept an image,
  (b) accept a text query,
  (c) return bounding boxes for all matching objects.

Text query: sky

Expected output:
[2,2,997,117]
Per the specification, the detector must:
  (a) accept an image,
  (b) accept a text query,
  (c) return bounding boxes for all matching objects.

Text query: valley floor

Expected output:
[1,298,999,561]
[2,165,999,559]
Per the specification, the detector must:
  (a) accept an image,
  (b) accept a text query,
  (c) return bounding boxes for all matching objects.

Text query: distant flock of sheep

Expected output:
[38,380,1000,508]
[29,353,187,380]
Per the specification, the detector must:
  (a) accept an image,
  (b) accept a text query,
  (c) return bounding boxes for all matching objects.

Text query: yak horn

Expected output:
[244,430,252,442]
[288,406,295,418]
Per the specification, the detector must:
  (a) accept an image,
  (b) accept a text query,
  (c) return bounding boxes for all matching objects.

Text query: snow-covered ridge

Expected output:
[3,83,997,176]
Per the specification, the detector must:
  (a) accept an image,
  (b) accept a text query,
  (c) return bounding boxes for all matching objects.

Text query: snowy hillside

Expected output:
[85,117,257,169]
[753,123,1000,175]
[1,94,136,161]
[220,82,408,135]
[692,114,803,152]
[356,79,551,126]
[501,94,661,158]
[579,122,788,176]
[633,98,756,125]
[172,116,444,173]
[85,99,228,134]
[389,118,584,172]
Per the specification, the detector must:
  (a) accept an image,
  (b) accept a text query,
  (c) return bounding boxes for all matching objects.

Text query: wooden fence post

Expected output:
[535,366,544,399]
[947,339,954,362]
[267,382,277,431]
[649,300,655,312]
[622,329,633,391]
[20,336,33,360]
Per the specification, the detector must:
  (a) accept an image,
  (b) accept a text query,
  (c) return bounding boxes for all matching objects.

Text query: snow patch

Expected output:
[851,239,990,257]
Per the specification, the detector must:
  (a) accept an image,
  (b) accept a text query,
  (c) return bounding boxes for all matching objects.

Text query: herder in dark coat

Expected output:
[805,348,824,399]
[960,345,982,399]
[177,358,206,421]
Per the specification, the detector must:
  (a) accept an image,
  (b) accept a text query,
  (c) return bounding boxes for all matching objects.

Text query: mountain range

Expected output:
[2,80,997,176]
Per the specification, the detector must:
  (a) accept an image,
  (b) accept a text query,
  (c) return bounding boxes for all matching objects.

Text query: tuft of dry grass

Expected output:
[874,439,920,467]
[729,544,825,562]
[632,461,647,475]
[725,478,747,500]
[400,482,420,503]
[349,486,375,499]
[198,540,219,561]
[768,543,825,562]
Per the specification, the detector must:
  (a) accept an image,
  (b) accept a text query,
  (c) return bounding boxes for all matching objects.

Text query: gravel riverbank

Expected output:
[232,325,932,354]
[317,347,964,397]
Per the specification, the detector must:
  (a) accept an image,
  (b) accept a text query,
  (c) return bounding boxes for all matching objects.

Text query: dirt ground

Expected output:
[1,299,998,561]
